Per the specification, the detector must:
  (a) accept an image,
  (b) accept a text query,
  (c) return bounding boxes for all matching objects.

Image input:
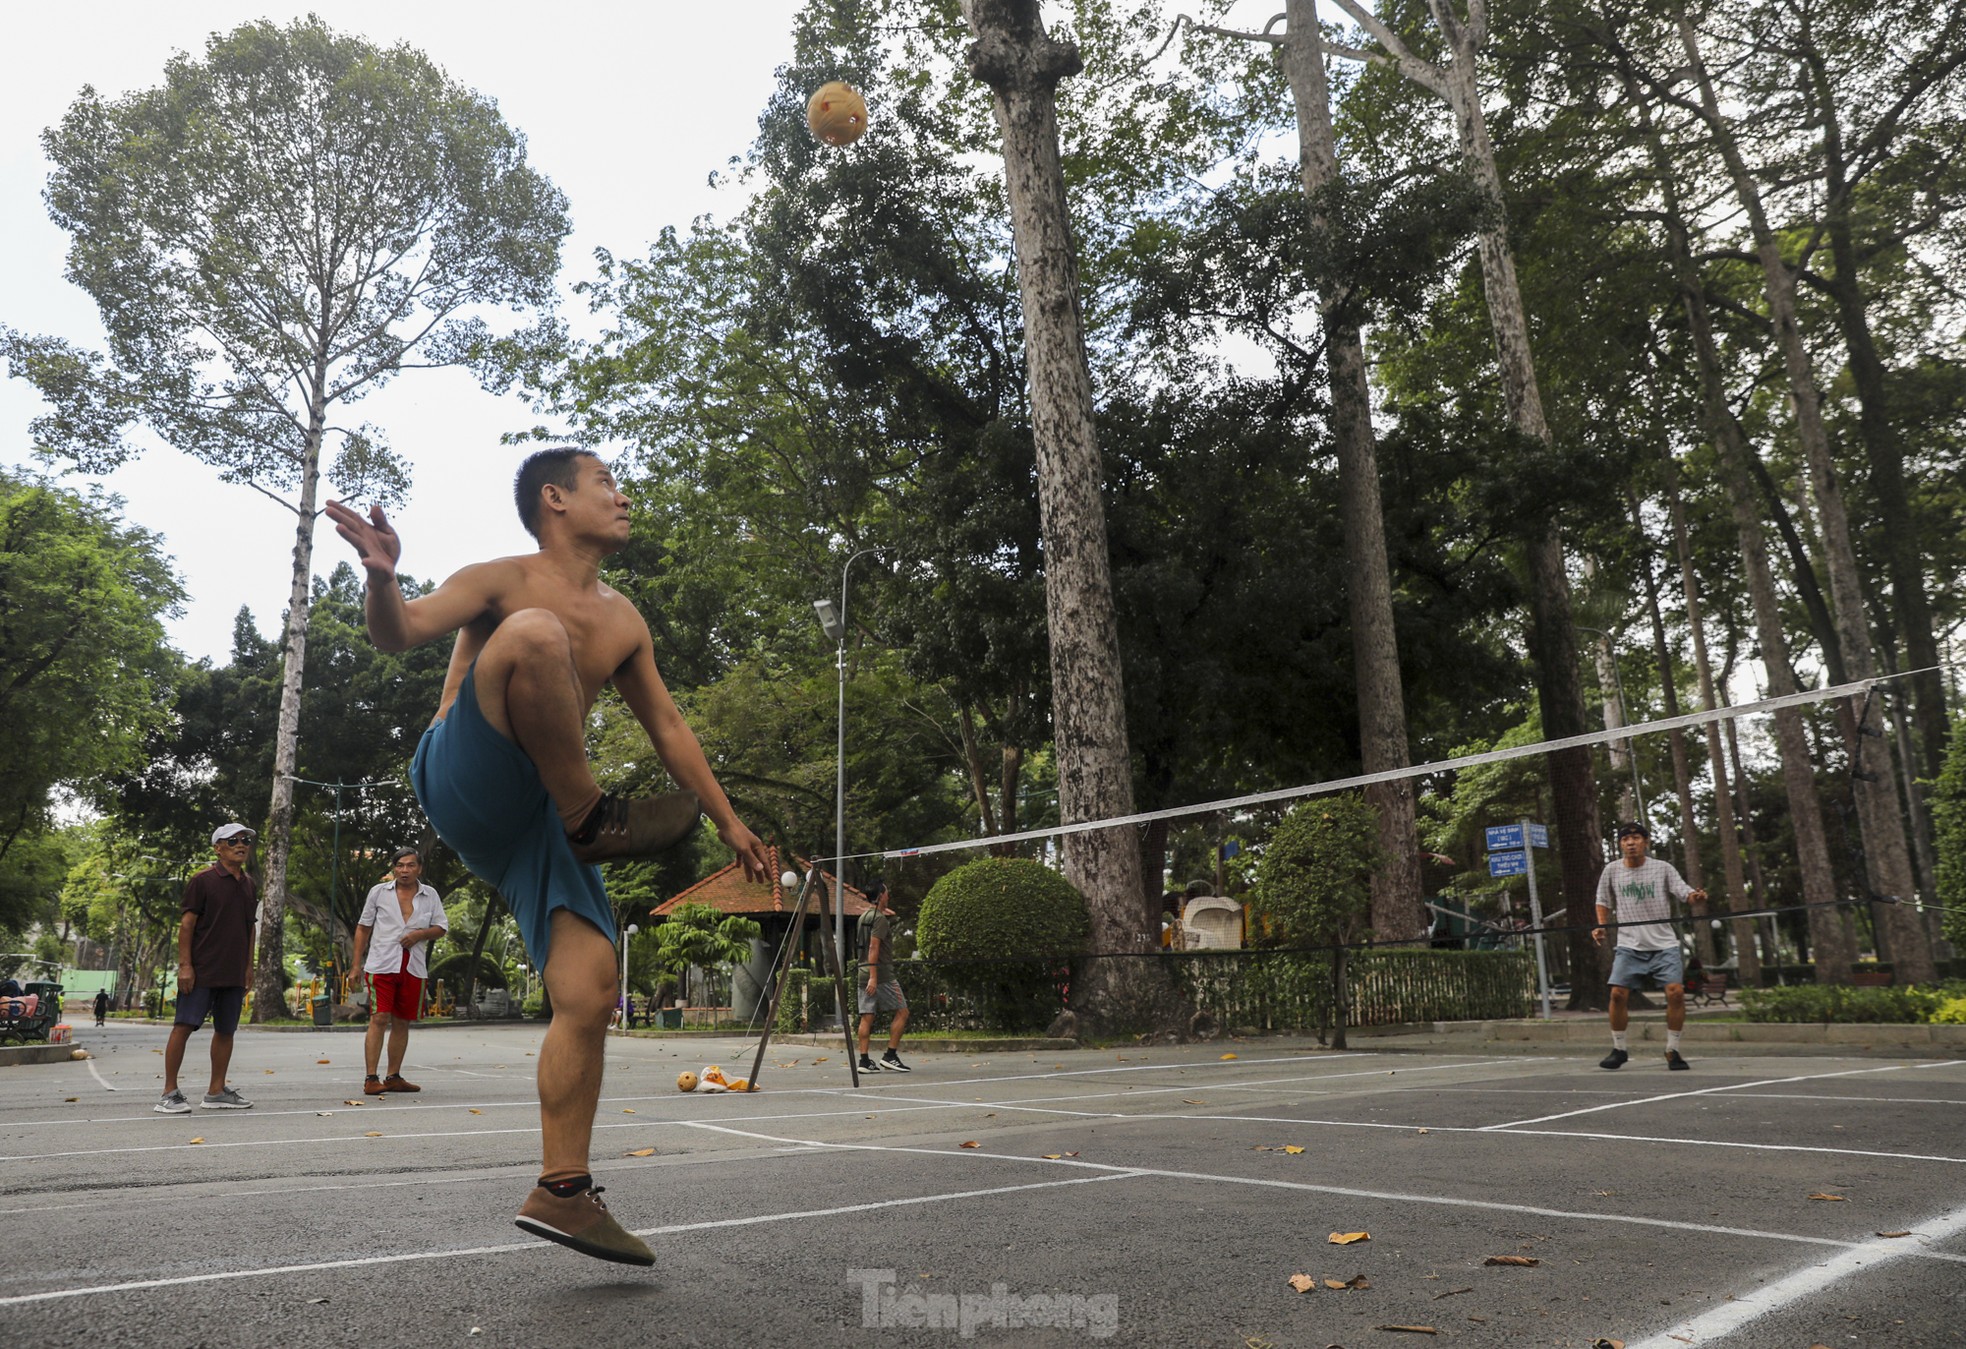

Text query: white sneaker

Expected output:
[201,1087,254,1110]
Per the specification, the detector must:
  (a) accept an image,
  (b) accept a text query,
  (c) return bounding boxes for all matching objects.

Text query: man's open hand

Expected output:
[324,499,402,579]
[721,821,772,883]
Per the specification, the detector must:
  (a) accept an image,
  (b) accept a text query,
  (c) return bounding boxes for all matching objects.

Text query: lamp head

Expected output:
[812,598,844,642]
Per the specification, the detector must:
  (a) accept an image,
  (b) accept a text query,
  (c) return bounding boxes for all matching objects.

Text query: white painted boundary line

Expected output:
[83,1060,118,1092]
[1481,1060,1966,1130]
[0,1172,1144,1308]
[684,1121,1966,1267]
[1627,1197,1966,1348]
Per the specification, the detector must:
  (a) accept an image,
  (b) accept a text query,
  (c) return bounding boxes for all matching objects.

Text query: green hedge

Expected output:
[775,967,813,1035]
[917,858,1088,959]
[1740,981,1966,1024]
[844,946,1535,1035]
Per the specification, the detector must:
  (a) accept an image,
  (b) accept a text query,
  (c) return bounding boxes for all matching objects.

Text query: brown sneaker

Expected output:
[568,791,700,864]
[382,1074,420,1093]
[363,1075,386,1096]
[514,1185,655,1266]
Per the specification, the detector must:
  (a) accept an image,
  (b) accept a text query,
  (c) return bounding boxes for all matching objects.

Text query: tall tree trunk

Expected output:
[1800,37,1950,779]
[1281,0,1422,941]
[1655,454,1757,981]
[1629,496,1716,968]
[254,393,327,1021]
[962,0,1164,1029]
[1677,11,1932,984]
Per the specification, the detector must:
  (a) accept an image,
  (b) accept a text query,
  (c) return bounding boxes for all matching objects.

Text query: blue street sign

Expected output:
[1485,824,1523,851]
[1488,850,1528,877]
[1528,824,1549,849]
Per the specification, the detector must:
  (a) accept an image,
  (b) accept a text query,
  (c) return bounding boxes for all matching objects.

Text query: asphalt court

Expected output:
[3,1024,1963,1346]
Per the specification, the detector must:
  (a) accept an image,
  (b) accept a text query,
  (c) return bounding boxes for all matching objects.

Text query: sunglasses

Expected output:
[222,835,257,846]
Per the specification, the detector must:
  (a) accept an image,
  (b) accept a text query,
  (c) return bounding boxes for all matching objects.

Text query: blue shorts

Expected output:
[1609,946,1685,991]
[175,985,245,1035]
[411,665,615,966]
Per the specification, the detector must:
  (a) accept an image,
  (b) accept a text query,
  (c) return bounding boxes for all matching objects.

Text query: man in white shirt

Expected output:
[1594,821,1706,1071]
[352,847,450,1095]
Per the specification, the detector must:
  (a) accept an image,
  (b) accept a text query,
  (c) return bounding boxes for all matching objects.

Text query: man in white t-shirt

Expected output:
[1594,821,1706,1070]
[352,847,450,1095]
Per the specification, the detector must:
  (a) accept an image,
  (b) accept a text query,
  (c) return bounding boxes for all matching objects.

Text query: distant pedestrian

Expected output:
[856,881,911,1074]
[1594,822,1707,1071]
[156,823,259,1113]
[93,988,109,1026]
[352,847,450,1096]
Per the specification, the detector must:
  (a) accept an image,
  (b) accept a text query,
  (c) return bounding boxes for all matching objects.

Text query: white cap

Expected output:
[211,822,257,845]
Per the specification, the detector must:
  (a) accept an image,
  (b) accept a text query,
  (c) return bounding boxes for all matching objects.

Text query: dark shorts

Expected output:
[175,985,245,1035]
[1609,946,1685,991]
[858,978,907,1016]
[371,970,424,1021]
[411,665,615,967]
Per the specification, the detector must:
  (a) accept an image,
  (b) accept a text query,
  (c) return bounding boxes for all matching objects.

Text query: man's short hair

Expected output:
[514,447,599,539]
[1616,821,1650,840]
[390,846,421,865]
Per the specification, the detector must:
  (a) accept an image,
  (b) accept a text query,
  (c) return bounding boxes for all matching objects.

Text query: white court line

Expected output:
[0,1172,1142,1307]
[1627,1196,1966,1348]
[683,1121,1966,1266]
[1481,1060,1965,1129]
[84,1060,119,1093]
[0,1145,820,1218]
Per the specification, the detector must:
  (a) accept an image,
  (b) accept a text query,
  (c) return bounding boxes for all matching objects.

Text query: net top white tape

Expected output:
[863,673,1910,863]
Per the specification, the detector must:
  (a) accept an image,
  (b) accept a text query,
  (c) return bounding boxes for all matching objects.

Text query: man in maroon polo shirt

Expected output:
[156,822,259,1114]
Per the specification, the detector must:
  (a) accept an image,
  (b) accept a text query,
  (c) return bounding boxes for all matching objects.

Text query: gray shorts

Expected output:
[858,978,906,1016]
[175,985,246,1035]
[1610,946,1684,991]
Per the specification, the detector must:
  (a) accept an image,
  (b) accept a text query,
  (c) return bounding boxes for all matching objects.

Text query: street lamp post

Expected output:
[812,547,878,978]
[618,923,639,1031]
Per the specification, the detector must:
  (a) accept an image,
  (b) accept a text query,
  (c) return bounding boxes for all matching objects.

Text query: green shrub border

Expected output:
[1739,981,1966,1024]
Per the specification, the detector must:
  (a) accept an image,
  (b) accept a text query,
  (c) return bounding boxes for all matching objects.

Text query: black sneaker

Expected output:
[879,1050,912,1073]
[1665,1049,1690,1070]
[1598,1048,1629,1070]
[856,1055,882,1073]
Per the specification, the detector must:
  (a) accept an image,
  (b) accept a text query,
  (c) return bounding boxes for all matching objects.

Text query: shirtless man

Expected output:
[325,447,769,1266]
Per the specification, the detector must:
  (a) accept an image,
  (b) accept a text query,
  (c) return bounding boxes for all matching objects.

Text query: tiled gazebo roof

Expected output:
[651,846,872,918]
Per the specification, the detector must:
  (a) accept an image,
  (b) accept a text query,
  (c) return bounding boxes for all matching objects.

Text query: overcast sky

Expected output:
[2,2,805,663]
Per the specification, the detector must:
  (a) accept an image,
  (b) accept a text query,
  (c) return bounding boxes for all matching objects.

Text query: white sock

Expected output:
[1611,1031,1628,1051]
[1666,1030,1682,1051]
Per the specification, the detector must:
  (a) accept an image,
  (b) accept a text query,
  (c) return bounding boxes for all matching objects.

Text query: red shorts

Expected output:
[370,967,424,1021]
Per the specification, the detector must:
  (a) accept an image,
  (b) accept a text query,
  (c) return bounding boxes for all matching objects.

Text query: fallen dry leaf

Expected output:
[1808,1193,1846,1202]
[1417,1128,1429,1135]
[1042,1154,1063,1160]
[1324,1279,1348,1290]
[1062,1151,1079,1157]
[188,1137,204,1145]
[264,1069,275,1074]
[342,1100,362,1106]
[1588,1339,1626,1349]
[1484,1256,1539,1267]
[1434,1287,1474,1300]
[468,1108,483,1115]
[63,1097,77,1102]
[1283,1145,1306,1155]
[960,1141,981,1149]
[1376,1326,1437,1336]
[815,1056,829,1063]
[1220,1053,1239,1060]
[1329,1232,1370,1245]
[1288,1274,1317,1293]
[626,1148,656,1157]
[1876,1230,1912,1238]
[363,1131,382,1138]
[622,1108,637,1114]
[1182,1099,1207,1105]
[317,1059,331,1065]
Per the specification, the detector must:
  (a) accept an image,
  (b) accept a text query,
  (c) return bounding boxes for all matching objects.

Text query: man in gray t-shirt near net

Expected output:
[1594,821,1706,1071]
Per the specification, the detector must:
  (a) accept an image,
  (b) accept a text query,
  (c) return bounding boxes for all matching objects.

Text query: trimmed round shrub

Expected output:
[917,858,1089,959]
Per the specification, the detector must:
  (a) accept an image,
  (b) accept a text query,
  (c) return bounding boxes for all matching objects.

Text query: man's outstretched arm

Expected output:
[324,499,505,652]
[613,638,771,881]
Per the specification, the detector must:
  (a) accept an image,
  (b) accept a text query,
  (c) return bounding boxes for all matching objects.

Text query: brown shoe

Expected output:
[363,1075,386,1096]
[514,1185,655,1266]
[382,1074,420,1093]
[568,791,700,864]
